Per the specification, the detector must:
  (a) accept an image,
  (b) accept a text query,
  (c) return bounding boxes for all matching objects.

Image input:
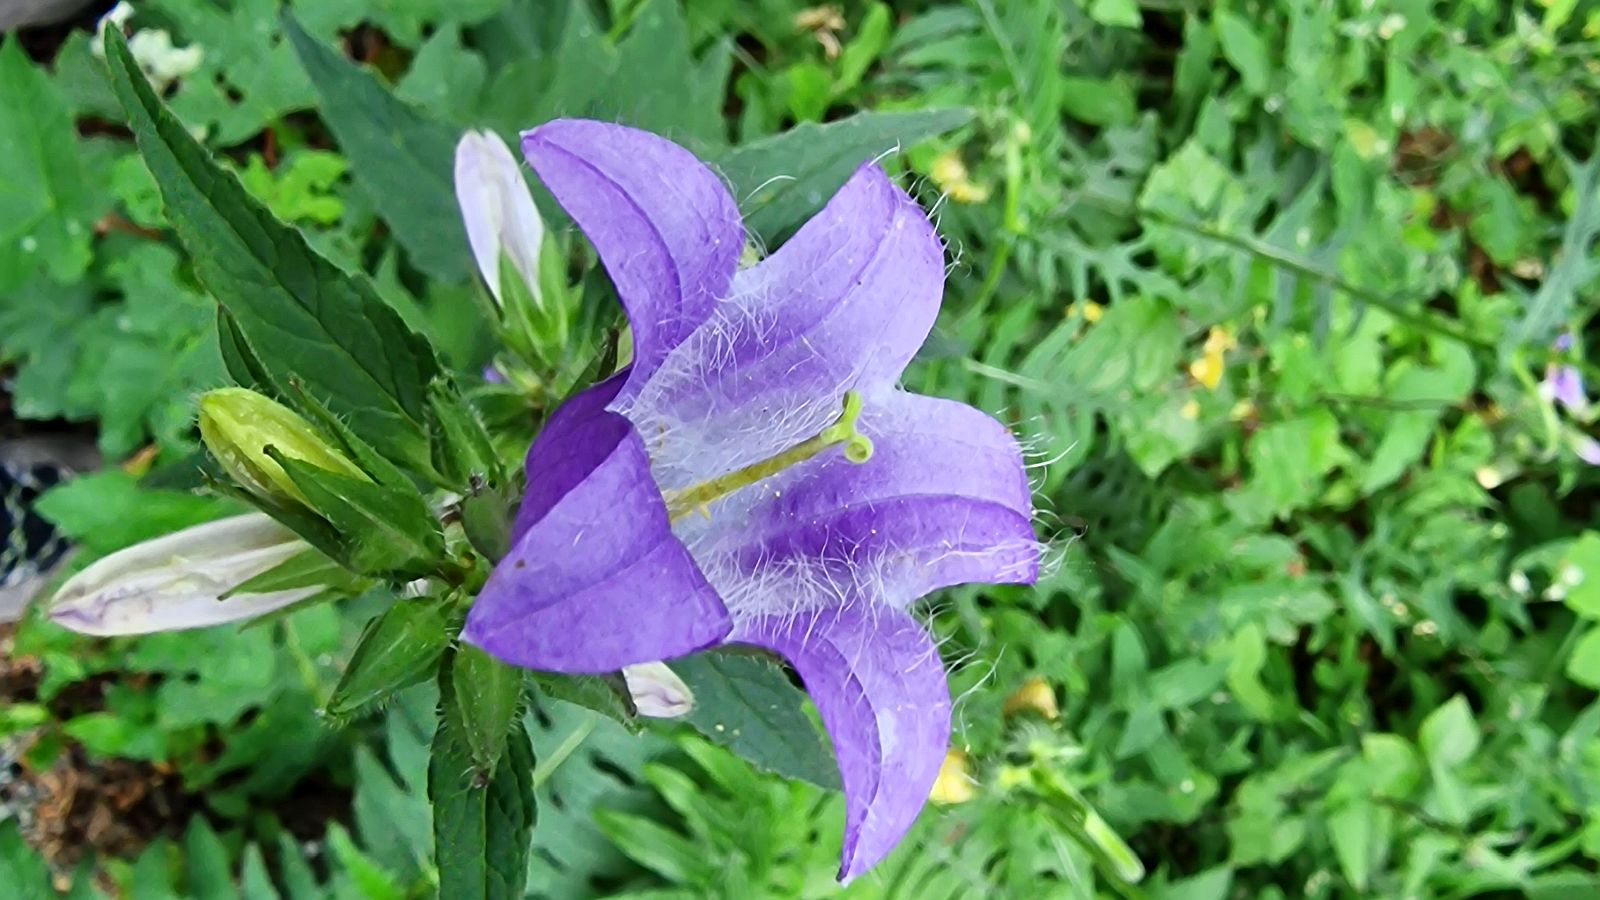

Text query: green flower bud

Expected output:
[199,387,368,506]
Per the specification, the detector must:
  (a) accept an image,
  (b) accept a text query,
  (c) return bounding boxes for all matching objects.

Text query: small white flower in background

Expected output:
[92,2,204,92]
[454,130,546,307]
[621,662,694,718]
[127,30,204,90]
[49,513,319,636]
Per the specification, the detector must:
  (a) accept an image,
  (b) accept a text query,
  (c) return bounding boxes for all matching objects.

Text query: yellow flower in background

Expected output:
[1203,325,1236,354]
[1189,326,1236,390]
[1180,398,1201,420]
[1189,353,1223,389]
[929,749,978,804]
[1064,301,1104,323]
[930,150,992,204]
[1003,676,1060,719]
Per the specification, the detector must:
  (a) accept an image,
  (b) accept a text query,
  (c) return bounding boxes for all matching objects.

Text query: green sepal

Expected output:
[460,478,516,564]
[285,378,423,493]
[224,544,369,599]
[269,449,447,577]
[325,597,456,720]
[201,468,351,572]
[427,379,505,491]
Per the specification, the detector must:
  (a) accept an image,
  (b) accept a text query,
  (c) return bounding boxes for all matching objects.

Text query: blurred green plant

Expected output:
[1,0,1599,897]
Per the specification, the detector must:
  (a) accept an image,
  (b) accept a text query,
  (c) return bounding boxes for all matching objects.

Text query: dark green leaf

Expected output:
[102,29,443,475]
[530,672,638,729]
[431,666,536,900]
[283,15,470,283]
[487,0,727,145]
[450,644,526,778]
[716,108,973,242]
[672,651,839,789]
[181,818,233,900]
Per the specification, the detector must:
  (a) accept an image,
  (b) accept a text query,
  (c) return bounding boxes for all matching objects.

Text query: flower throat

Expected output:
[664,392,873,522]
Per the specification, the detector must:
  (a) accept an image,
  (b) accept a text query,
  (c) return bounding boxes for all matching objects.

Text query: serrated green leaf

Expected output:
[102,28,444,475]
[284,15,470,283]
[450,644,526,778]
[672,651,839,789]
[0,36,99,291]
[431,676,536,900]
[716,107,973,243]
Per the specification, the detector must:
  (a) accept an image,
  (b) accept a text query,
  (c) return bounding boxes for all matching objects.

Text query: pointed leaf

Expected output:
[431,666,536,900]
[103,29,443,475]
[672,650,839,789]
[714,107,973,242]
[284,15,469,282]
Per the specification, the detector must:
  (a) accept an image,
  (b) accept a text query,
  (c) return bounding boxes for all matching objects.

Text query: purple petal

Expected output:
[681,392,1038,611]
[1555,332,1575,352]
[643,162,943,421]
[464,375,732,672]
[734,603,949,881]
[521,120,743,393]
[1544,365,1589,415]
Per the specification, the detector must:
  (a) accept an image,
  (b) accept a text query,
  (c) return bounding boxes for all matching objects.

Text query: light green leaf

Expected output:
[1089,0,1143,28]
[1327,802,1376,892]
[0,36,99,290]
[1418,695,1479,768]
[1566,628,1600,689]
[1215,11,1271,95]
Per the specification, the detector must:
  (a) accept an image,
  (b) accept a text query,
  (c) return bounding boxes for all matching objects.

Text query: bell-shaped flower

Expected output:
[461,119,1039,880]
[49,512,320,636]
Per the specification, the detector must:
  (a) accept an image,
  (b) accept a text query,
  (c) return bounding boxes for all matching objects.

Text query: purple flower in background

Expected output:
[461,119,1039,879]
[1542,332,1589,416]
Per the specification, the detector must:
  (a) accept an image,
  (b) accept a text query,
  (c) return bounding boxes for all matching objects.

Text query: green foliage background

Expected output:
[4,0,1600,897]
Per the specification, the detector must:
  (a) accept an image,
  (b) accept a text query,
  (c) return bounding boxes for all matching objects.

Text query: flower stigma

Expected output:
[663,390,874,522]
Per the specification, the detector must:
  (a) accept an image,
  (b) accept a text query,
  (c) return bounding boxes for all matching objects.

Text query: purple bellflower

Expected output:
[461,120,1040,879]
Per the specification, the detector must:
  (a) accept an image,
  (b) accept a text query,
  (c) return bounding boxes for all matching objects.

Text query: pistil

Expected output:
[664,392,873,522]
